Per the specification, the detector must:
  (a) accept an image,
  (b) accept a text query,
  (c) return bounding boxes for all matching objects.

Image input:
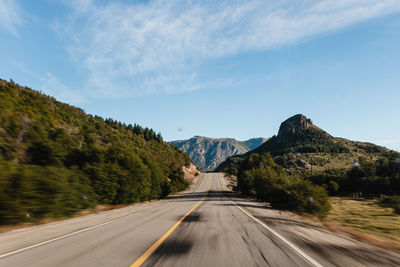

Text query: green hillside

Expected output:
[0,79,191,225]
[221,115,399,217]
[217,114,390,174]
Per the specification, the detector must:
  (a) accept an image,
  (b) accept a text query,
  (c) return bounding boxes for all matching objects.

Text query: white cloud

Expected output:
[0,0,23,36]
[41,73,87,105]
[59,0,400,97]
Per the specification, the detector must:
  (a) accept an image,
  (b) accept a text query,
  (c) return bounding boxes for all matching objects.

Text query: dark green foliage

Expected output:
[255,128,349,156]
[379,196,400,214]
[224,167,237,177]
[307,170,346,196]
[308,152,400,196]
[327,180,339,195]
[0,79,190,225]
[0,161,96,224]
[269,181,331,218]
[235,153,330,217]
[237,153,289,196]
[355,143,388,154]
[215,155,243,172]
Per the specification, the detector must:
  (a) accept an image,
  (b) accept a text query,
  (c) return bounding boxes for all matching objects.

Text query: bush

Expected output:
[0,163,96,224]
[224,167,238,177]
[289,181,330,218]
[235,153,331,218]
[379,196,400,214]
[237,153,289,196]
[267,181,331,218]
[327,180,339,195]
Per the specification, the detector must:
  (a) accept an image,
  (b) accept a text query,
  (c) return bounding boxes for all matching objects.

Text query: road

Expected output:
[0,173,399,266]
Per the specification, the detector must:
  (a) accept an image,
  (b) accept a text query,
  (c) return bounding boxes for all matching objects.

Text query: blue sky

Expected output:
[0,0,399,151]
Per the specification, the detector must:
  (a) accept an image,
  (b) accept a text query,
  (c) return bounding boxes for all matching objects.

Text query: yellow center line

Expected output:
[130,175,212,267]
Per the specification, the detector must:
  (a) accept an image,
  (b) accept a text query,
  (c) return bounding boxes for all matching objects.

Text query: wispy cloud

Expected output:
[0,0,23,37]
[41,73,87,105]
[58,0,400,97]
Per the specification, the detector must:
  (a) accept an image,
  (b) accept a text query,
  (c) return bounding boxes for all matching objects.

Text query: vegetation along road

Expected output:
[0,173,399,267]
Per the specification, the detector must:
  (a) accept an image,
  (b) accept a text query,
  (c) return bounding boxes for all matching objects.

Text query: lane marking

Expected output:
[131,175,212,267]
[216,174,323,267]
[0,211,143,260]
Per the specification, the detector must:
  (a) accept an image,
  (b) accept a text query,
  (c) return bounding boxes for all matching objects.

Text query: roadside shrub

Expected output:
[234,153,331,218]
[224,167,238,177]
[268,187,298,210]
[0,163,96,225]
[237,153,289,196]
[269,181,331,218]
[290,181,330,217]
[327,180,339,195]
[379,196,400,214]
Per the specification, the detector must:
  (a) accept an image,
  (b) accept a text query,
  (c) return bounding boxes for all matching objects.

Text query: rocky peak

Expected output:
[277,114,315,138]
[171,136,267,172]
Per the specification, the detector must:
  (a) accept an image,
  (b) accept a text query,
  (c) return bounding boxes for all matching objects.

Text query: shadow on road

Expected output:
[167,190,246,202]
[154,240,193,255]
[180,213,201,223]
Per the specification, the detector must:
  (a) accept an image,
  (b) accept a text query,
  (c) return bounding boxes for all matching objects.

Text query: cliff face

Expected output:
[277,114,318,138]
[171,136,267,172]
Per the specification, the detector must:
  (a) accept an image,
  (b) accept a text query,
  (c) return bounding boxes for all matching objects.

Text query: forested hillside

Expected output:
[0,79,191,225]
[221,114,400,217]
[217,114,390,174]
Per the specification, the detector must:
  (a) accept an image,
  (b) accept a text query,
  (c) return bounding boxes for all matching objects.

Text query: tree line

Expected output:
[225,151,400,218]
[225,153,331,218]
[0,79,191,225]
[307,152,400,196]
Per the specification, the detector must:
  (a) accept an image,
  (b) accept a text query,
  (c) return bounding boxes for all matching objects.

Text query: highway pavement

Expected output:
[0,173,399,266]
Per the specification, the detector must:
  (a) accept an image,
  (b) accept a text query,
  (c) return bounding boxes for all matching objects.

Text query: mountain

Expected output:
[253,114,349,156]
[243,138,270,150]
[0,79,191,225]
[171,136,268,172]
[217,114,390,173]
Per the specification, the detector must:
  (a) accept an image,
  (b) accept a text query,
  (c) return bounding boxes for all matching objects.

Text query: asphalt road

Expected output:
[0,173,399,266]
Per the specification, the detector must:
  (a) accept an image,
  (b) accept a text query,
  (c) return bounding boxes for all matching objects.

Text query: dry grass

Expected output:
[300,152,384,172]
[324,197,400,250]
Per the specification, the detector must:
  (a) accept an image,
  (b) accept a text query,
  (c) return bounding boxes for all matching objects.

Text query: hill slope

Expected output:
[0,79,191,224]
[253,114,349,156]
[217,114,390,173]
[171,136,267,171]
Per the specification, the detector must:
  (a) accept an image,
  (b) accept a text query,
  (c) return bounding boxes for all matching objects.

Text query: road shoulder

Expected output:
[217,173,400,266]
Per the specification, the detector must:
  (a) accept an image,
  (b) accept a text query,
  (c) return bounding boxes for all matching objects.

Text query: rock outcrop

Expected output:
[277,114,317,138]
[171,136,267,172]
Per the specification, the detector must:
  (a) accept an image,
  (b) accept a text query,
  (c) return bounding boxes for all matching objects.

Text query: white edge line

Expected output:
[0,210,143,259]
[216,174,323,267]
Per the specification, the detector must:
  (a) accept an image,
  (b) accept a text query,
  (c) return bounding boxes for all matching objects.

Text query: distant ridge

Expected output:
[171,136,268,172]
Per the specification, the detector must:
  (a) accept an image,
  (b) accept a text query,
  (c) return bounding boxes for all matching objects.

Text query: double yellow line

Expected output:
[130,176,211,267]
